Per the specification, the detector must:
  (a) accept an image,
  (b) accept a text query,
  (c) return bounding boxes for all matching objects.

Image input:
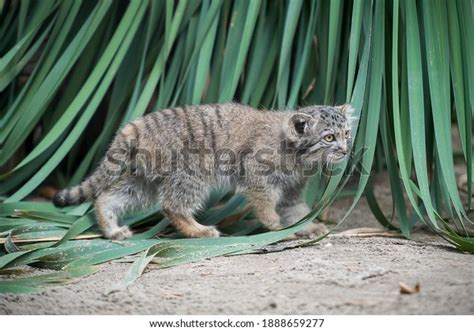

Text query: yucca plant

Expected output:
[0,0,472,293]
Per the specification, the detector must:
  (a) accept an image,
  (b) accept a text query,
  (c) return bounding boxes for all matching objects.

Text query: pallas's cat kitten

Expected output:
[54,103,354,240]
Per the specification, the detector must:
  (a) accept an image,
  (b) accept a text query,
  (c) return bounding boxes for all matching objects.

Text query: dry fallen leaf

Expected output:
[335,227,403,238]
[399,282,420,294]
[0,233,102,244]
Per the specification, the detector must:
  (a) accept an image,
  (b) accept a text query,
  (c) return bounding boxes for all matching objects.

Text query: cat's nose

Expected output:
[340,144,348,154]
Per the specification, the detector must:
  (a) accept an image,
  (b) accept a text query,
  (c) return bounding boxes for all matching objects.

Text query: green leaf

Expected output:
[218,0,261,102]
[0,266,99,294]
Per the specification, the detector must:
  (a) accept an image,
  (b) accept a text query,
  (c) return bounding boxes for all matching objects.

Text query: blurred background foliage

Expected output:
[0,0,473,292]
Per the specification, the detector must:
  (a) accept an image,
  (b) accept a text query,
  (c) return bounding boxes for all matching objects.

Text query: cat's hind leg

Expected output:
[160,177,219,238]
[95,190,134,240]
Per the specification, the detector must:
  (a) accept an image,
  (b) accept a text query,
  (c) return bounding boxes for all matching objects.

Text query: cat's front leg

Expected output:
[243,190,282,230]
[278,198,328,238]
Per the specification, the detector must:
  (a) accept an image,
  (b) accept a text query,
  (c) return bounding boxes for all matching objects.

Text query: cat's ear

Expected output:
[288,113,316,140]
[337,104,355,118]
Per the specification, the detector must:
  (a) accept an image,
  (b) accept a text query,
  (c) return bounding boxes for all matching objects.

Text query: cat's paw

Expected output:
[264,221,283,231]
[108,226,133,240]
[260,214,282,231]
[193,225,220,238]
[294,222,329,239]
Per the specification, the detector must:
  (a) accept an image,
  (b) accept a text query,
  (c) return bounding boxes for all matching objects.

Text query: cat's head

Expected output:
[286,104,356,165]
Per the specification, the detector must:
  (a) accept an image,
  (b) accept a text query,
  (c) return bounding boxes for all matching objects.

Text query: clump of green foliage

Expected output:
[0,0,472,293]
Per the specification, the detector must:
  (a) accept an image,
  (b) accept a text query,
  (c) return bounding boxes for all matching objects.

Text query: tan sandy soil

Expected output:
[1,173,473,314]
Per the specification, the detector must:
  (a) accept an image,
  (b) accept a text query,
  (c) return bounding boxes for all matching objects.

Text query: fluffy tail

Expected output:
[53,119,141,207]
[53,176,99,207]
[53,153,126,207]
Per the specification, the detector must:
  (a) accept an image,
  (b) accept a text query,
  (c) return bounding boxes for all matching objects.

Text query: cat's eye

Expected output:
[345,131,350,138]
[324,134,335,142]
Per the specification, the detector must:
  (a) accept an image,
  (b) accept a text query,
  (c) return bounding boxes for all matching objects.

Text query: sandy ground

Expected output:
[1,173,473,314]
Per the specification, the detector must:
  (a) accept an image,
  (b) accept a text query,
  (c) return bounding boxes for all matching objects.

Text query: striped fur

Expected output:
[53,103,353,240]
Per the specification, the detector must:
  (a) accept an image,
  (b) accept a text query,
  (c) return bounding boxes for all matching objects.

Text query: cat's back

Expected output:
[136,103,283,149]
